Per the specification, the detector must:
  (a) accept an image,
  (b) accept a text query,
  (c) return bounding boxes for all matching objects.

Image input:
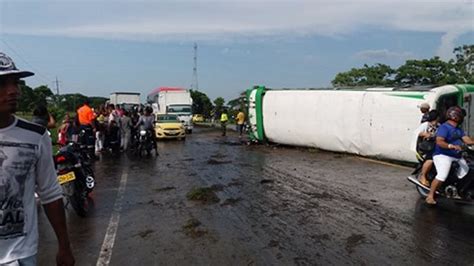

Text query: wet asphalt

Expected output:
[37,127,474,265]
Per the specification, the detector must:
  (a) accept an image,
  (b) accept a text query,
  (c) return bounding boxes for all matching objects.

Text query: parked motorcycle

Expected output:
[78,126,96,160]
[55,143,95,217]
[407,145,474,204]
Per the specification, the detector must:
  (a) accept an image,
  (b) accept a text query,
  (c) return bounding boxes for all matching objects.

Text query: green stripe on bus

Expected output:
[386,93,426,100]
[255,86,266,141]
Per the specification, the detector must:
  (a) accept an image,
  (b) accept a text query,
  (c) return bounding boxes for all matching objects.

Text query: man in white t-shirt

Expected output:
[0,52,74,265]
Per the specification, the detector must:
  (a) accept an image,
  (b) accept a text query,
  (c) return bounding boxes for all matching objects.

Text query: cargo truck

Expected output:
[109,92,141,110]
[147,87,193,133]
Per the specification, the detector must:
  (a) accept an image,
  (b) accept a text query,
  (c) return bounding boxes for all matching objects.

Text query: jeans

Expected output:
[237,124,244,136]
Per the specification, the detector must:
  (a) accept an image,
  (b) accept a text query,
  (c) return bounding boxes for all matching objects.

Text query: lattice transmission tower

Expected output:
[192,43,199,91]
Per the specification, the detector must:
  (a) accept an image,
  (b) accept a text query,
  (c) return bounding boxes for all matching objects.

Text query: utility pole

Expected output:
[55,76,60,95]
[54,76,60,106]
[193,43,199,91]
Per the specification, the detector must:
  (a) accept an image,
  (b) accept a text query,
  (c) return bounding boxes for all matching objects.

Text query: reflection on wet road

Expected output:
[38,127,474,265]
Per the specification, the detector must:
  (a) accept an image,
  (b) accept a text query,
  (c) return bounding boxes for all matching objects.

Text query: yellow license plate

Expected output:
[58,172,76,185]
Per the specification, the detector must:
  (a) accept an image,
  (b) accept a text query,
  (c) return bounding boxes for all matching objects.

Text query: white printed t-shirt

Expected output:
[0,116,63,263]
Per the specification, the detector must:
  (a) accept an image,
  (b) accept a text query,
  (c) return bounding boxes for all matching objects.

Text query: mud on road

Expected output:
[38,127,474,265]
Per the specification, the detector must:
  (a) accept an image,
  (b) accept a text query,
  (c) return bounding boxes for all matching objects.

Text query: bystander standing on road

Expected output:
[236,109,245,138]
[0,52,74,265]
[220,109,229,136]
[120,110,132,151]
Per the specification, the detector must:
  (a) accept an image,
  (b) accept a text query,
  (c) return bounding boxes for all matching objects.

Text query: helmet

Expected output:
[446,106,464,123]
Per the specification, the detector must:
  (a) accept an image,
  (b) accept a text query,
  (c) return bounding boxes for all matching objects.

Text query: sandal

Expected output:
[425,197,437,205]
[420,178,430,187]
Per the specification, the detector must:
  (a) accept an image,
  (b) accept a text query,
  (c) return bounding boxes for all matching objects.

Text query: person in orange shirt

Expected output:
[76,100,96,152]
[77,100,95,126]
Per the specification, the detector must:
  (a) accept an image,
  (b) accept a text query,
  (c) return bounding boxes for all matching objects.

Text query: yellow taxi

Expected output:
[155,114,186,140]
[192,114,204,123]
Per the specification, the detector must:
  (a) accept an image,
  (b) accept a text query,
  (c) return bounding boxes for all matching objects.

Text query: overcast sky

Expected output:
[0,0,472,101]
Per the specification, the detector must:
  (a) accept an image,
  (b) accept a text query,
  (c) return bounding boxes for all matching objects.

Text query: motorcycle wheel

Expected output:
[138,145,144,158]
[69,173,90,217]
[70,189,90,217]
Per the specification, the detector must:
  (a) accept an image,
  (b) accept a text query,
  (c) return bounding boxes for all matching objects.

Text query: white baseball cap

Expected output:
[0,52,34,79]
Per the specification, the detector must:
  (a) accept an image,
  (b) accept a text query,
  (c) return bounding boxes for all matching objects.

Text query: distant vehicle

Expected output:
[192,114,204,123]
[155,114,186,140]
[148,87,193,133]
[109,92,141,110]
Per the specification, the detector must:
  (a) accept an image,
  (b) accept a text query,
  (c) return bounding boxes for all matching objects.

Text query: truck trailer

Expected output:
[109,92,141,110]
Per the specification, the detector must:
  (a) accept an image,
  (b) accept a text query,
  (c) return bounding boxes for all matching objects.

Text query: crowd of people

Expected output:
[57,100,154,154]
[413,103,474,205]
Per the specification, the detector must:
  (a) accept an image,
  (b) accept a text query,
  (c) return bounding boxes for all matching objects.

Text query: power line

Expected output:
[0,38,52,85]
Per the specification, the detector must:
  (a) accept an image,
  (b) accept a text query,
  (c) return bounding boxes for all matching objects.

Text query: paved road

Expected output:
[38,127,474,265]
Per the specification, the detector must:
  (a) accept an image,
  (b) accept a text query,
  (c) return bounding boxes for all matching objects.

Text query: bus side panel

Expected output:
[262,90,423,162]
[262,90,364,154]
[362,93,422,162]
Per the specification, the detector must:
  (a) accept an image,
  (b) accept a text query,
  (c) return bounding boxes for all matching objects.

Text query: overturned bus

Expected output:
[246,84,474,163]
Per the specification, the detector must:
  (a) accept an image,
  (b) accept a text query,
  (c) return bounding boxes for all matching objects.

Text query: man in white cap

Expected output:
[0,52,74,265]
[419,102,430,123]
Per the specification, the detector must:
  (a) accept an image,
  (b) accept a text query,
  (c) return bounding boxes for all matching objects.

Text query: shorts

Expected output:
[433,154,469,182]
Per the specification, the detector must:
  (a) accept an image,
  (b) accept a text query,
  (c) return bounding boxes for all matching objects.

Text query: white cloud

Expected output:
[355,49,414,61]
[437,31,465,60]
[1,0,473,53]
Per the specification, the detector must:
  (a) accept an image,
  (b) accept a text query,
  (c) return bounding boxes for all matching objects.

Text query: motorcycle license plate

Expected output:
[58,172,76,185]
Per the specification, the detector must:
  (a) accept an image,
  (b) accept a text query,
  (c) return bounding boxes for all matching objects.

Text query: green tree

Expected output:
[33,85,54,106]
[89,96,109,109]
[332,44,474,87]
[452,44,474,83]
[332,64,395,87]
[190,90,213,117]
[213,96,225,111]
[394,57,458,85]
[17,80,36,112]
[58,93,88,112]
